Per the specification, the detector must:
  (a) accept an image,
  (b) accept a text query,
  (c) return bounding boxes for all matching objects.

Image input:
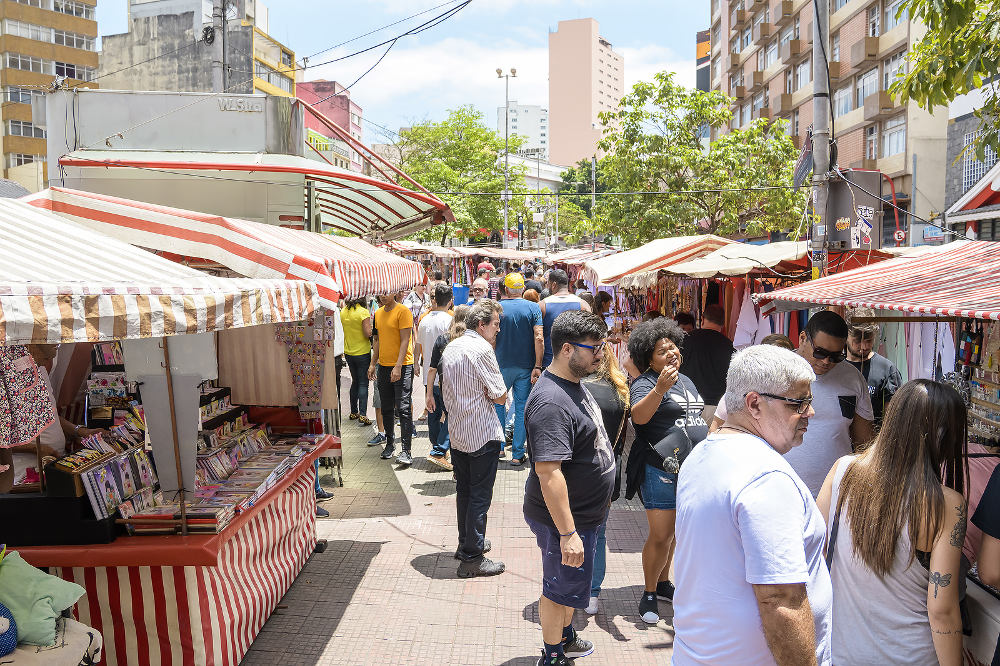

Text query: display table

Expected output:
[17,436,335,666]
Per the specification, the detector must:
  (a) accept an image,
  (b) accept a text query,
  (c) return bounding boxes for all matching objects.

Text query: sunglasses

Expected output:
[753,392,814,414]
[807,335,847,363]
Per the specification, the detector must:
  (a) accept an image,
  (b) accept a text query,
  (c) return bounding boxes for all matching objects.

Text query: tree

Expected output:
[597,71,806,247]
[557,159,607,218]
[891,0,1000,159]
[386,106,529,244]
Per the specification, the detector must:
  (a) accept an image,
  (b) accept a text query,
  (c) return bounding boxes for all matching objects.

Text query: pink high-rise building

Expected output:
[297,80,364,172]
[548,18,625,166]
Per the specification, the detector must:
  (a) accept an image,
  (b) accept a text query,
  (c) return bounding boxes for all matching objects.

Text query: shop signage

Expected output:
[217,97,264,113]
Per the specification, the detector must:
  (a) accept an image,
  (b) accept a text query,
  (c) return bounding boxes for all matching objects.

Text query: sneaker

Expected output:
[656,580,675,602]
[639,592,659,624]
[537,650,572,666]
[498,448,506,460]
[416,411,428,422]
[395,450,413,466]
[454,538,491,559]
[315,505,330,518]
[456,557,505,578]
[379,444,395,459]
[348,412,359,420]
[584,596,599,615]
[358,416,372,427]
[563,631,594,659]
[427,454,453,471]
[315,488,334,500]
[368,432,386,446]
[510,455,528,466]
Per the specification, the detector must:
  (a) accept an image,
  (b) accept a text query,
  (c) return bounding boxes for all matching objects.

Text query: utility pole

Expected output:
[211,0,224,93]
[590,156,597,252]
[909,153,917,247]
[811,0,830,278]
[220,0,227,91]
[497,68,516,249]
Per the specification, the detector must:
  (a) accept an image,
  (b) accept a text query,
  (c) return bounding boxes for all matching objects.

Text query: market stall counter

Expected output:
[15,436,334,666]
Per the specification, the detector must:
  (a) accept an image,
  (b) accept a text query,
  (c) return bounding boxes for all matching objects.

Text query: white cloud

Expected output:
[619,44,697,91]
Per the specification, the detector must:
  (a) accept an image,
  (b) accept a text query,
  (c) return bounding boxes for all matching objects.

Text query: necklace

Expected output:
[718,424,758,437]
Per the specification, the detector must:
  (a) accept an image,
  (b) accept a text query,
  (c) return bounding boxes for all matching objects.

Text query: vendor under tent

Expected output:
[0,199,339,665]
[23,186,425,306]
[580,235,733,287]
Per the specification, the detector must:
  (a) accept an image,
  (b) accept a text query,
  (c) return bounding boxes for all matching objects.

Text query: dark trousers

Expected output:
[345,352,371,415]
[376,364,413,452]
[452,440,501,561]
[427,383,444,449]
[334,354,345,408]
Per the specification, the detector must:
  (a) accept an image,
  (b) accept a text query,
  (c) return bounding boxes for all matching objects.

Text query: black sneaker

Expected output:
[453,538,491,559]
[537,650,573,665]
[563,631,594,658]
[315,488,334,500]
[368,432,386,446]
[456,557,505,578]
[656,580,675,601]
[379,444,395,459]
[315,506,330,518]
[395,450,413,466]
[639,591,659,624]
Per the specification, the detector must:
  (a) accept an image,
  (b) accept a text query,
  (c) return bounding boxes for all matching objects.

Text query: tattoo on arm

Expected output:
[949,502,968,549]
[931,628,961,635]
[929,571,952,598]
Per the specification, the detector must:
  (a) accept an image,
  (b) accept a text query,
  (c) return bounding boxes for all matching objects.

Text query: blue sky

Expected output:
[97,0,705,144]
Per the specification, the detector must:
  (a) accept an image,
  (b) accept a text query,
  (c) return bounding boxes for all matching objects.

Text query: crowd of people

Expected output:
[328,261,999,666]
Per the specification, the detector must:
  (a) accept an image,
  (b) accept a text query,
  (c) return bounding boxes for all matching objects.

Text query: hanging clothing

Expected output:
[0,345,57,451]
[733,288,760,349]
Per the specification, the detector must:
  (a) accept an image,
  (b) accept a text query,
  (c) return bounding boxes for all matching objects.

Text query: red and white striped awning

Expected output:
[0,198,317,345]
[581,235,733,286]
[548,247,619,267]
[24,187,425,306]
[755,240,1000,319]
[386,240,462,259]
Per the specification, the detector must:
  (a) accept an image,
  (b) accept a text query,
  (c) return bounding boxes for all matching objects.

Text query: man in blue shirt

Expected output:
[494,272,543,466]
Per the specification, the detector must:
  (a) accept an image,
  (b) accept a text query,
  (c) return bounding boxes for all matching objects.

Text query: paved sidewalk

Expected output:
[243,386,674,665]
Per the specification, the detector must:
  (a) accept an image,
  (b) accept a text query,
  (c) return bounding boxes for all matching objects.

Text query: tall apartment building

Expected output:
[99,0,296,98]
[297,80,364,172]
[709,0,948,229]
[548,18,624,166]
[696,29,711,92]
[497,100,549,161]
[0,0,98,188]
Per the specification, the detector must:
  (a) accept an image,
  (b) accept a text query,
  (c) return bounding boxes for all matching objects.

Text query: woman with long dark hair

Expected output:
[341,296,374,426]
[817,379,968,665]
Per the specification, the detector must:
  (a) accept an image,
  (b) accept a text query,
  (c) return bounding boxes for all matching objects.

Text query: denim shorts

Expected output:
[525,516,599,609]
[640,463,678,511]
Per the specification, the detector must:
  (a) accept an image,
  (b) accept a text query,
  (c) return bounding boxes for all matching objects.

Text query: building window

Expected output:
[963,130,1000,191]
[12,0,45,7]
[882,115,906,157]
[712,24,721,45]
[856,68,878,108]
[832,0,848,10]
[834,86,852,117]
[885,0,907,31]
[883,51,906,89]
[54,29,95,51]
[4,19,52,42]
[865,125,879,159]
[796,58,811,90]
[5,86,42,105]
[6,53,51,74]
[281,51,293,67]
[765,40,779,67]
[712,57,720,83]
[7,153,41,168]
[731,37,740,54]
[53,0,95,20]
[867,5,880,36]
[742,27,752,49]
[7,120,45,138]
[780,26,793,47]
[757,49,765,71]
[831,33,840,62]
[254,61,293,93]
[785,70,794,94]
[55,62,95,81]
[350,112,361,125]
[790,109,800,136]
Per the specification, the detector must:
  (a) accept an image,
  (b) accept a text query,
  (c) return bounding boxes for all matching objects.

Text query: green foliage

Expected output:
[387,106,530,244]
[892,0,1000,160]
[554,198,592,244]
[557,159,607,218]
[597,71,806,248]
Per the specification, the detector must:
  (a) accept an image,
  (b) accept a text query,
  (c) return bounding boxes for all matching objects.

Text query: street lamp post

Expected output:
[497,67,516,249]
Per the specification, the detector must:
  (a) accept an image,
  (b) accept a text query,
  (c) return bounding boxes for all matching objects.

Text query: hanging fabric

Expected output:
[0,345,57,450]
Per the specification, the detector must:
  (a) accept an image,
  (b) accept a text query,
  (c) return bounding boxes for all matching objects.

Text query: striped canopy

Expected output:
[24,187,425,306]
[581,235,733,286]
[548,247,620,267]
[755,240,1000,320]
[0,198,317,345]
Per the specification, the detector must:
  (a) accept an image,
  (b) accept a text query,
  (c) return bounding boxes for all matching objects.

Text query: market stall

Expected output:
[0,198,333,666]
[758,239,1000,664]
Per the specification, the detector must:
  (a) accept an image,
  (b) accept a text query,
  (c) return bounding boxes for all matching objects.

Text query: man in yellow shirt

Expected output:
[368,292,417,466]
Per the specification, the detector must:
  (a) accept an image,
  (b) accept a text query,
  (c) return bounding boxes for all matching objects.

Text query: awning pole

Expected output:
[161,337,188,536]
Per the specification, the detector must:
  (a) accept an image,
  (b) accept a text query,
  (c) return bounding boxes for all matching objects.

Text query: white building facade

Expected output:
[497,101,549,160]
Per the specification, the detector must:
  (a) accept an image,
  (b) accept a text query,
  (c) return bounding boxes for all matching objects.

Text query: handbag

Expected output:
[650,380,694,473]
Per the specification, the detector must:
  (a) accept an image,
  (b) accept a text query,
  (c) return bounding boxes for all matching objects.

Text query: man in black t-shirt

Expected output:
[845,308,902,430]
[972,465,1000,663]
[523,268,544,294]
[524,310,614,666]
[679,304,734,424]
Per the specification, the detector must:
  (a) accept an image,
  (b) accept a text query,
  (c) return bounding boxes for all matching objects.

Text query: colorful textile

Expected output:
[0,346,56,450]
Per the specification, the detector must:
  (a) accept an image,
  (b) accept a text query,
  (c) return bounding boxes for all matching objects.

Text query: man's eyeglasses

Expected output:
[751,392,814,414]
[807,335,847,363]
[470,287,486,293]
[570,341,607,353]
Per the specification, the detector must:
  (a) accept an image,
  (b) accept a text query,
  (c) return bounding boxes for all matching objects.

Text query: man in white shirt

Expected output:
[674,345,833,665]
[416,283,454,467]
[402,283,430,323]
[440,300,508,578]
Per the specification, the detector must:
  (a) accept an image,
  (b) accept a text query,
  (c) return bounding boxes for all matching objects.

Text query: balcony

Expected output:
[828,60,843,81]
[789,134,802,149]
[774,1,794,26]
[753,22,775,46]
[730,8,746,29]
[752,106,772,121]
[749,0,766,8]
[773,93,794,115]
[780,39,805,65]
[730,85,747,100]
[850,157,878,170]
[729,52,742,71]
[851,36,879,70]
[863,90,896,120]
[747,70,764,91]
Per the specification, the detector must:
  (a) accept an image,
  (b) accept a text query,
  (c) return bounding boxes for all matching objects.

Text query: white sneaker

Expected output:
[585,596,599,615]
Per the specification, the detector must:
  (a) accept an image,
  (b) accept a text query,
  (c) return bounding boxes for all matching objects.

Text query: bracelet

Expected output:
[559,529,576,538]
[651,387,664,396]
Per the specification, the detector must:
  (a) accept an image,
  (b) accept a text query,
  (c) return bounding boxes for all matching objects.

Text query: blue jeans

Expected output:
[428,384,451,456]
[591,521,607,596]
[494,366,532,459]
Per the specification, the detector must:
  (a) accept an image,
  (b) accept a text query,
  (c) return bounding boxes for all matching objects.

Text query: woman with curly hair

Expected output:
[626,318,708,625]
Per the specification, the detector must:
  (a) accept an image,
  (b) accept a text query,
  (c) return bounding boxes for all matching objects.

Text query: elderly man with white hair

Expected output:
[672,345,833,666]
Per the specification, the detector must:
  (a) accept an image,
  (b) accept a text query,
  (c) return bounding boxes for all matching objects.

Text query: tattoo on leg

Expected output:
[950,503,968,549]
[929,571,952,599]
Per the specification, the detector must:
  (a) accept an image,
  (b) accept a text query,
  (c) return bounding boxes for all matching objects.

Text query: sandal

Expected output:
[358,415,372,426]
[348,412,359,420]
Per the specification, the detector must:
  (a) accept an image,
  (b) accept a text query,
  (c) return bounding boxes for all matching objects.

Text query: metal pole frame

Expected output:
[503,74,510,250]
